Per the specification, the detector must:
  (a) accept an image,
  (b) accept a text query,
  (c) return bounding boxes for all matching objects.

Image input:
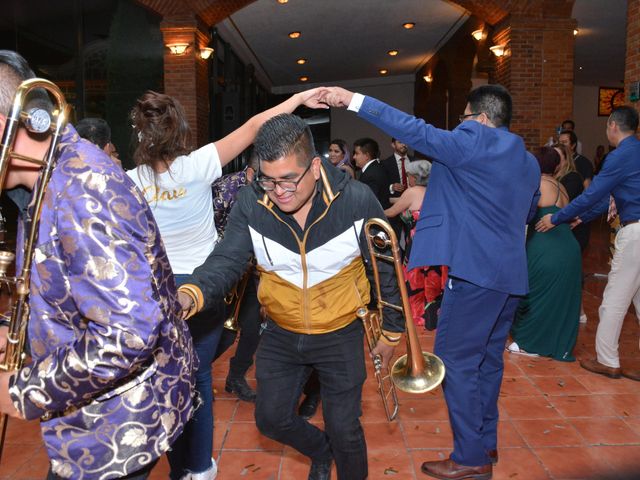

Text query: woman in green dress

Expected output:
[509,146,582,361]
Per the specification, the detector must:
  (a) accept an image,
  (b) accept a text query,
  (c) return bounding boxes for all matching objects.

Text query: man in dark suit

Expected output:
[381,137,412,198]
[353,137,390,209]
[322,85,540,480]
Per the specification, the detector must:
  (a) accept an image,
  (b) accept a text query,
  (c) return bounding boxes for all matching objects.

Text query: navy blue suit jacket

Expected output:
[357,96,540,295]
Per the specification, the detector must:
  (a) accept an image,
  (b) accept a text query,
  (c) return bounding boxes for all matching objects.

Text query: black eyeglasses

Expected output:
[458,112,482,123]
[256,162,312,192]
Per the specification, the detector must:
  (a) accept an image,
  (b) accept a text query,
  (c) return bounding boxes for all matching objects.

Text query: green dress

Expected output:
[511,205,582,361]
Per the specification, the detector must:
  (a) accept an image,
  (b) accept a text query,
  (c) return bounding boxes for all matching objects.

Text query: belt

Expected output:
[621,219,640,227]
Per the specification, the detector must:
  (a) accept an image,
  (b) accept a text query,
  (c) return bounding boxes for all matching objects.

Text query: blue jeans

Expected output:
[255,319,368,480]
[168,274,224,478]
[434,276,520,467]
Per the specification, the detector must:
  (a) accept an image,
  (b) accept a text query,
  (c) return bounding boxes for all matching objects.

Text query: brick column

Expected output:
[626,0,640,113]
[160,14,211,147]
[491,15,576,149]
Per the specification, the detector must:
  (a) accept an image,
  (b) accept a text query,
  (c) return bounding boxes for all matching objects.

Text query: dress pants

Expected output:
[596,223,640,368]
[228,276,261,378]
[254,319,367,480]
[434,276,520,466]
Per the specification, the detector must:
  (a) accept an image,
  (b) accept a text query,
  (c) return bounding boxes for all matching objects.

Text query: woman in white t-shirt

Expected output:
[127,89,327,480]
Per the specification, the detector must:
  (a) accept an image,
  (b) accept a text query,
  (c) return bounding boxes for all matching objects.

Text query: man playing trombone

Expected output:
[177,113,404,480]
[0,50,196,479]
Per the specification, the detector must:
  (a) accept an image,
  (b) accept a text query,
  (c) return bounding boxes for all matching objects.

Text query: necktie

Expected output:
[400,157,407,188]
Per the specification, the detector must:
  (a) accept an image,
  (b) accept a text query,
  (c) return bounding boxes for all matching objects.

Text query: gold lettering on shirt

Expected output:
[142,185,187,202]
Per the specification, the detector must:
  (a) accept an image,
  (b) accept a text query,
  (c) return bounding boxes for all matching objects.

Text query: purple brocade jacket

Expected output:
[8,126,197,479]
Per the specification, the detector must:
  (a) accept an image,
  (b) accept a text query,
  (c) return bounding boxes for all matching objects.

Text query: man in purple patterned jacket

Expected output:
[0,50,196,479]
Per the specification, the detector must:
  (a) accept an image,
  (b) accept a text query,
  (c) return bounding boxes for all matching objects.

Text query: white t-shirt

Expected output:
[127,143,222,274]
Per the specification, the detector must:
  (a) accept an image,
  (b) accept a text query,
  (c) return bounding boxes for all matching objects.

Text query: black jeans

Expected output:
[255,319,368,480]
[228,276,261,378]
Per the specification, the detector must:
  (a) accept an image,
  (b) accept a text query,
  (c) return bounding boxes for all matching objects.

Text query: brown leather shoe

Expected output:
[580,358,621,379]
[621,368,640,381]
[487,449,498,465]
[421,458,492,479]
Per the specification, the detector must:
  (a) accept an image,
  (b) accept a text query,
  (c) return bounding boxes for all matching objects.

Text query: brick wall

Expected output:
[626,0,640,113]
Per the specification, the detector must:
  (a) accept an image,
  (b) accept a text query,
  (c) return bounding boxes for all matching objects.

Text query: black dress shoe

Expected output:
[298,394,320,420]
[308,458,332,480]
[225,376,257,402]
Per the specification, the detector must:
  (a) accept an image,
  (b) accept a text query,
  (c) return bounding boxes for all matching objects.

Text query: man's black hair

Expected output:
[0,50,51,115]
[609,106,639,133]
[353,137,380,160]
[76,118,112,149]
[466,84,512,128]
[254,113,315,166]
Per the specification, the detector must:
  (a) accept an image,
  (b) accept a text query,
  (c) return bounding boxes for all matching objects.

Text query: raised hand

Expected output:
[319,87,355,108]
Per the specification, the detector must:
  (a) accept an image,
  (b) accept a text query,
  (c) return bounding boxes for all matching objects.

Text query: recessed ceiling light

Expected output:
[579,66,583,70]
[379,69,388,75]
[299,76,309,82]
[289,31,301,39]
[573,28,579,36]
[387,50,399,56]
[297,58,306,65]
[402,22,415,29]
[277,0,288,3]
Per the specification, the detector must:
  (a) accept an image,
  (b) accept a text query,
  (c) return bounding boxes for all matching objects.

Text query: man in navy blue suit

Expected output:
[322,85,540,480]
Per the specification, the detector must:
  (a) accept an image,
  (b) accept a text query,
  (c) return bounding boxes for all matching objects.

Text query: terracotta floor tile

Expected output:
[361,396,399,422]
[503,359,525,376]
[594,445,640,479]
[216,450,282,479]
[622,416,640,436]
[3,418,43,445]
[362,422,404,452]
[147,456,169,479]
[534,446,617,479]
[232,399,258,422]
[401,421,453,449]
[570,417,640,445]
[497,421,527,447]
[214,398,238,423]
[367,448,417,479]
[529,375,592,396]
[500,396,561,419]
[408,449,449,477]
[396,397,450,421]
[492,447,551,480]
[279,448,332,480]
[509,356,580,376]
[548,395,619,418]
[575,373,640,394]
[222,422,283,451]
[214,422,230,453]
[499,376,541,397]
[0,445,48,480]
[608,394,640,417]
[512,419,584,447]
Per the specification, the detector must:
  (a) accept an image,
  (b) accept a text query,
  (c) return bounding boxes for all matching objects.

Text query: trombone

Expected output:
[360,218,445,421]
[0,78,70,461]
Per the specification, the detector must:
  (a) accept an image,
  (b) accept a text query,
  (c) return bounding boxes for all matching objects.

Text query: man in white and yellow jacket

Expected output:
[178,114,403,480]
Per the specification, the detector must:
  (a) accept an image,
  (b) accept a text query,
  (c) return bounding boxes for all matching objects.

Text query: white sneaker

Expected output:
[181,458,217,480]
[506,341,539,357]
[579,314,587,324]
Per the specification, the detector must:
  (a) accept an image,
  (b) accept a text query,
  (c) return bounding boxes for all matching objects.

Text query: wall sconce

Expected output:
[166,43,190,55]
[200,47,214,59]
[471,29,483,41]
[423,74,433,83]
[489,45,507,57]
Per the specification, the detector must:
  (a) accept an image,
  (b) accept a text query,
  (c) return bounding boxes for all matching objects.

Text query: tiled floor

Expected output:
[1,218,638,479]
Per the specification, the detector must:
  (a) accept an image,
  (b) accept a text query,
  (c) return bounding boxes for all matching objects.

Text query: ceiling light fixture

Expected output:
[471,29,483,41]
[403,22,415,29]
[200,47,214,60]
[489,45,506,57]
[296,58,306,65]
[379,69,388,75]
[423,74,433,83]
[387,49,399,56]
[277,0,288,3]
[573,28,579,36]
[166,43,190,55]
[288,31,301,39]
[299,76,308,82]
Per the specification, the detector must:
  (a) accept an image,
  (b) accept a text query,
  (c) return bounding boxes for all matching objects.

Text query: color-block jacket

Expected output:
[184,159,404,338]
[8,126,196,479]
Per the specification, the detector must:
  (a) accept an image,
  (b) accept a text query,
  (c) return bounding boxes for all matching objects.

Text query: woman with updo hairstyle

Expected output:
[508,146,582,361]
[127,88,327,480]
[327,138,355,178]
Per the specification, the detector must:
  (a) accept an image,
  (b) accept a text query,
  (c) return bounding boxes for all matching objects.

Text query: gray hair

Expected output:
[405,160,431,186]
